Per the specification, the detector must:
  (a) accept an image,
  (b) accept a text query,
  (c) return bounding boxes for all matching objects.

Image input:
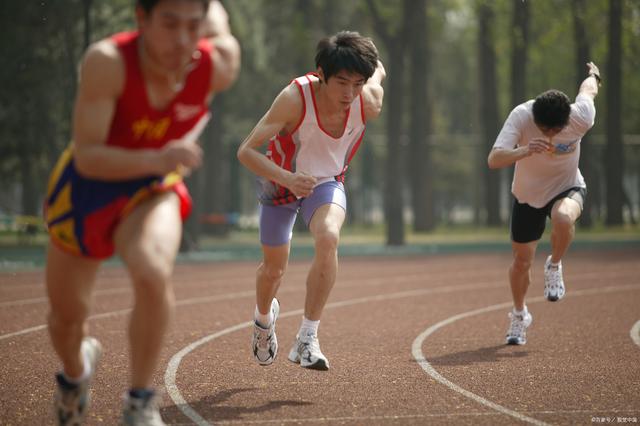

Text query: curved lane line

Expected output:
[631,320,640,348]
[412,284,640,426]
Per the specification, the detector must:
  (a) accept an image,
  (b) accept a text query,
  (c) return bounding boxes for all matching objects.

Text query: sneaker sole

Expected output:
[288,350,329,371]
[506,337,526,345]
[302,359,329,371]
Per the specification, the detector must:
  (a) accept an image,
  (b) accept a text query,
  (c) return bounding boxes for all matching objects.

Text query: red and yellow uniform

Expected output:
[44,31,212,258]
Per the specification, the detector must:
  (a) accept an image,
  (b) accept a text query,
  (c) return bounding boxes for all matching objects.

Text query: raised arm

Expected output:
[73,41,202,180]
[578,61,600,100]
[204,0,241,95]
[237,84,317,197]
[362,60,386,121]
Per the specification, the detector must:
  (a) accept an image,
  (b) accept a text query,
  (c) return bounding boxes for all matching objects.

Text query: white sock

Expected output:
[299,317,320,337]
[254,304,272,328]
[513,306,528,317]
[64,344,92,384]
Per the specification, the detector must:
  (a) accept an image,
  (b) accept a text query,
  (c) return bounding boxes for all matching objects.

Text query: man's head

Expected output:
[136,0,210,72]
[532,89,571,136]
[315,31,379,83]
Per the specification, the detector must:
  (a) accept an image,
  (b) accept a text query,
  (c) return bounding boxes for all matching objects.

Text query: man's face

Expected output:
[321,69,367,110]
[138,0,206,71]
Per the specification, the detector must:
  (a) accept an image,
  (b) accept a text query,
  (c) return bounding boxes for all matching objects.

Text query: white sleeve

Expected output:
[570,93,596,132]
[493,105,524,150]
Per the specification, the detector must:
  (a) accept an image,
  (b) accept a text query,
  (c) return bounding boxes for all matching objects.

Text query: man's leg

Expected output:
[509,241,538,311]
[114,192,181,390]
[46,242,101,378]
[46,242,103,425]
[256,244,290,316]
[549,197,582,263]
[305,203,345,320]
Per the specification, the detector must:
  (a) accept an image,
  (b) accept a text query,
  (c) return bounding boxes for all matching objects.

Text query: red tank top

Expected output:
[106,31,213,149]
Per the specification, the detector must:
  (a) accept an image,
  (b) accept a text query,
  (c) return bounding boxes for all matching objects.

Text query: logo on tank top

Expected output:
[175,103,202,121]
[131,117,170,141]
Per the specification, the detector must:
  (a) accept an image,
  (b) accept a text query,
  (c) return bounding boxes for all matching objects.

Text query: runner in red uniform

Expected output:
[44,1,239,424]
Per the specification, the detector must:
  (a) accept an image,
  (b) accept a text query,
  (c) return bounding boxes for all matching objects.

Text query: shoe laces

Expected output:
[254,323,273,348]
[546,265,562,290]
[508,312,528,336]
[300,334,322,355]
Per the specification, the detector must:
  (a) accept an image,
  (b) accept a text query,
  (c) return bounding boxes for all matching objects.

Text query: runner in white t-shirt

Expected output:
[238,31,385,370]
[488,62,601,345]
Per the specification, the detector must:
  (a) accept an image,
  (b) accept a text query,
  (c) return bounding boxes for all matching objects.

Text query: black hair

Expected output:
[315,31,378,82]
[532,89,571,129]
[136,0,210,14]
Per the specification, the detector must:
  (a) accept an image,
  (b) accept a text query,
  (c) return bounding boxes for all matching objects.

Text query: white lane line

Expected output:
[412,284,640,426]
[631,320,640,348]
[0,271,501,342]
[164,281,509,426]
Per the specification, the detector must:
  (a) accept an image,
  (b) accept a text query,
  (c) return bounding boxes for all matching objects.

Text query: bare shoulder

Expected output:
[271,81,304,132]
[78,39,124,99]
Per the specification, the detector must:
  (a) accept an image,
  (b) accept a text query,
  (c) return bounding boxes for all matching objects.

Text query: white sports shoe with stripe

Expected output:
[251,298,280,365]
[54,337,103,426]
[544,256,565,302]
[288,332,329,371]
[505,310,533,345]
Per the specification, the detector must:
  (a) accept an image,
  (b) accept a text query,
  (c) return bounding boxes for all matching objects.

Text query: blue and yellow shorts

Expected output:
[44,147,192,259]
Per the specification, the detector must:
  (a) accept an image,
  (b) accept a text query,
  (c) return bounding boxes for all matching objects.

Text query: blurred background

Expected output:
[0,0,638,252]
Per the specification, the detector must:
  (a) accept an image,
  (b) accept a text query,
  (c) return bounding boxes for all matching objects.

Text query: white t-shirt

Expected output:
[492,93,596,208]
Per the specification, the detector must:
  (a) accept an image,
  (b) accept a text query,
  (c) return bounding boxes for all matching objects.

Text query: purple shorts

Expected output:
[259,181,346,246]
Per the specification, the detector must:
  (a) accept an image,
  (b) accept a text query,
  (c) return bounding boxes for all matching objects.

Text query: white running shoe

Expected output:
[54,336,103,426]
[122,390,166,426]
[544,255,565,302]
[251,298,280,365]
[288,332,329,371]
[505,310,533,345]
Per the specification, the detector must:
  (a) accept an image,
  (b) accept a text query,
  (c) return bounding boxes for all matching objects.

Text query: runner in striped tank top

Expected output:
[238,31,385,371]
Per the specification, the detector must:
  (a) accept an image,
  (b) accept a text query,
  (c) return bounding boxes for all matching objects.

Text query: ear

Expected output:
[317,67,325,84]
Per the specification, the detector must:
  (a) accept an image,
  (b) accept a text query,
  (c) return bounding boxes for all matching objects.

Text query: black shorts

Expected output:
[510,187,586,243]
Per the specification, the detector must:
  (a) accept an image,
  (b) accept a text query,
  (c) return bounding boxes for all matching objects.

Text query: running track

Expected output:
[1,250,638,425]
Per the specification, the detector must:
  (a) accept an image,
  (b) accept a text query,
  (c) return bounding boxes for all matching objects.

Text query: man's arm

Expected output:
[487,107,551,169]
[362,60,386,121]
[73,41,202,180]
[236,84,316,198]
[578,61,600,100]
[204,0,241,95]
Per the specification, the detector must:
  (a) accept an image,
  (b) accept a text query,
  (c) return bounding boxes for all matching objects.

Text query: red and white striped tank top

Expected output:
[260,73,366,205]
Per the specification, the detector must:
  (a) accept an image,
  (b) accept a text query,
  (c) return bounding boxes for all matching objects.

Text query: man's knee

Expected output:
[511,253,534,273]
[127,254,174,304]
[552,209,576,233]
[260,262,287,282]
[314,228,340,254]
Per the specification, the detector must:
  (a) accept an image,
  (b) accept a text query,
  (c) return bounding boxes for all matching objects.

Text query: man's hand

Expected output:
[586,61,601,84]
[158,139,203,176]
[526,138,554,156]
[284,172,317,198]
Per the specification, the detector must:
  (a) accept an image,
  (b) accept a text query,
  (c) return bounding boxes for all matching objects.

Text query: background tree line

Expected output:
[0,0,638,246]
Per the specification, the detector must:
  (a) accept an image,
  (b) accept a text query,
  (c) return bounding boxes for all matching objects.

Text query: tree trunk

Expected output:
[478,1,501,226]
[366,0,407,245]
[408,0,435,232]
[572,0,594,227]
[605,0,624,225]
[384,46,406,245]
